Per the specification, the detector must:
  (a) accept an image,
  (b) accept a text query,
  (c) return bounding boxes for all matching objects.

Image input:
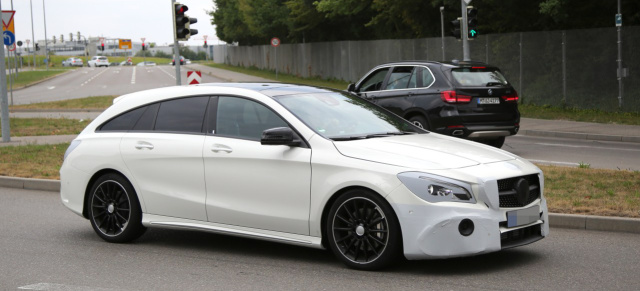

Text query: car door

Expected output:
[203,96,312,235]
[366,66,421,116]
[119,97,209,221]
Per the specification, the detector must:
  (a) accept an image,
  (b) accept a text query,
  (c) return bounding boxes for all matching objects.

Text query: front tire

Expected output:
[88,173,146,243]
[326,189,402,270]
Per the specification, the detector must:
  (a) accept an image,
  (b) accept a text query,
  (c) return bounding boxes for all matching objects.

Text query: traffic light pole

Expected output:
[461,0,470,61]
[172,0,182,85]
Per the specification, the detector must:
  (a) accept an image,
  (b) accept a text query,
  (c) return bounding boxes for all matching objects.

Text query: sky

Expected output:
[1,0,222,47]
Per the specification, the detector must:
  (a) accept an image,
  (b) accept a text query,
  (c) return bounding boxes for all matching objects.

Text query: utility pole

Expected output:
[1,1,12,142]
[172,0,182,85]
[30,0,36,68]
[461,0,471,61]
[43,0,49,71]
[440,6,445,61]
[616,0,624,108]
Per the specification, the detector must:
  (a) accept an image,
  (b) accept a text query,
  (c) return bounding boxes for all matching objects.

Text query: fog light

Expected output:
[459,219,475,236]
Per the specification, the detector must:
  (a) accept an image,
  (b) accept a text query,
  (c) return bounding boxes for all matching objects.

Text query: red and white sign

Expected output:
[270,37,280,47]
[127,57,132,63]
[187,71,201,85]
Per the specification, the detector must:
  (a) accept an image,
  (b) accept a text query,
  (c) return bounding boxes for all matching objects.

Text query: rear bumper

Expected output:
[437,124,519,139]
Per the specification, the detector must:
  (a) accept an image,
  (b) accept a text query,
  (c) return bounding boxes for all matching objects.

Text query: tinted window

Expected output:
[451,68,508,87]
[216,97,287,140]
[359,68,389,92]
[99,106,146,131]
[384,66,416,90]
[154,97,209,133]
[132,103,159,131]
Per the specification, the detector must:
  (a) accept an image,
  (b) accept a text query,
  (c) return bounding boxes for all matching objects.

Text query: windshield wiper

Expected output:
[331,132,417,141]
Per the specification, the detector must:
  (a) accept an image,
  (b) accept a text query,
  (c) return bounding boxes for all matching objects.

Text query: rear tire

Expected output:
[326,189,402,270]
[88,173,146,243]
[408,115,429,130]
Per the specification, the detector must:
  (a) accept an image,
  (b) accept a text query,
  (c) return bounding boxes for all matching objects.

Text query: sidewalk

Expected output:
[519,118,640,143]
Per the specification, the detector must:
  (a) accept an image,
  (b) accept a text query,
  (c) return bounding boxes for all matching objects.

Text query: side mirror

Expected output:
[347,83,356,92]
[261,127,301,146]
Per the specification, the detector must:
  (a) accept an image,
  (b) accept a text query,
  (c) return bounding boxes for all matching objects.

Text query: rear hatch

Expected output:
[445,66,519,124]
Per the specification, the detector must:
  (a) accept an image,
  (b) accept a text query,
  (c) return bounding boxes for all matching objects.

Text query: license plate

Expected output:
[507,205,540,228]
[477,97,500,104]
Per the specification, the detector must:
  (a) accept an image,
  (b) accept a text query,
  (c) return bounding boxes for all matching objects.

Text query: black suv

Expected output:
[347,61,520,148]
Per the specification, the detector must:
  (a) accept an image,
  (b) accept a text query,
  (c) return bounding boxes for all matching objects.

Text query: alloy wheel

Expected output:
[91,180,132,237]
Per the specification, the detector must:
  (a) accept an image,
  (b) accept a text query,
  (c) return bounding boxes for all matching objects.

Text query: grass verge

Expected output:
[6,70,70,88]
[10,96,115,110]
[1,143,638,218]
[204,63,350,90]
[0,118,90,136]
[519,104,640,126]
[0,143,67,179]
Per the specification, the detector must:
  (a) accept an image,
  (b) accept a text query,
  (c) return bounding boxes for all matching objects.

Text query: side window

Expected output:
[154,97,209,133]
[132,103,159,131]
[359,68,389,92]
[418,67,435,88]
[384,66,416,90]
[99,106,147,131]
[216,97,288,141]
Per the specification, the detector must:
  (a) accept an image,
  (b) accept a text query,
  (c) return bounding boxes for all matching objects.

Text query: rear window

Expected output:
[98,57,108,61]
[451,68,508,87]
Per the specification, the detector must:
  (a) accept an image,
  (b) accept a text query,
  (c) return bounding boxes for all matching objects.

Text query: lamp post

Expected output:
[43,0,49,71]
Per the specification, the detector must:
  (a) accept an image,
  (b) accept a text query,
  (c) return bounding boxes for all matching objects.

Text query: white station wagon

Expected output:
[60,83,548,270]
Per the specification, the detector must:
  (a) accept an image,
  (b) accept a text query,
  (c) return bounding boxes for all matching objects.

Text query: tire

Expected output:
[484,136,505,148]
[88,173,146,243]
[326,189,402,270]
[408,115,429,130]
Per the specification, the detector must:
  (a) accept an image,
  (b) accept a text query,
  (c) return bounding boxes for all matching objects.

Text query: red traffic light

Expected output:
[175,4,188,15]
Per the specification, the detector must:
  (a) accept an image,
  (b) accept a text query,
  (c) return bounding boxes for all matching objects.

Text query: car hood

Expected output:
[332,133,516,170]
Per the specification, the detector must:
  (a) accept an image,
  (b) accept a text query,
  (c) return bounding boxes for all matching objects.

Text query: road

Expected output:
[505,135,640,171]
[12,66,225,105]
[1,187,639,291]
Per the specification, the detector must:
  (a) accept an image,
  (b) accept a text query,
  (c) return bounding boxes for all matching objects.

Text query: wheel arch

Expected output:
[319,186,403,251]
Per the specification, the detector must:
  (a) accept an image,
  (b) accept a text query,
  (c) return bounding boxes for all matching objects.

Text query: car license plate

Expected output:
[506,205,540,228]
[477,97,500,104]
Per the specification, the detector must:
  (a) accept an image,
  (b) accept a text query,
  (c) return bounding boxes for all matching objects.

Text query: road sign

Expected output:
[616,14,622,27]
[271,37,280,47]
[7,43,15,51]
[187,70,201,85]
[141,37,146,42]
[119,39,132,50]
[3,30,14,46]
[2,10,15,33]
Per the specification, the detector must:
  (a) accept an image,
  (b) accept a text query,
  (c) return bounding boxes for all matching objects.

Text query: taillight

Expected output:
[502,90,519,102]
[441,90,471,103]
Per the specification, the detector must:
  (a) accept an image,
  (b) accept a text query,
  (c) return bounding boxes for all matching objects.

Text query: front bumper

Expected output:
[387,183,549,260]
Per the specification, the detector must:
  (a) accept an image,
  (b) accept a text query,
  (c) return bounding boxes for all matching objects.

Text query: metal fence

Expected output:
[213,26,640,112]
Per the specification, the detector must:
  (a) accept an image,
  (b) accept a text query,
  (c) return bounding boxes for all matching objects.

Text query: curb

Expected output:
[1,175,639,234]
[519,129,640,144]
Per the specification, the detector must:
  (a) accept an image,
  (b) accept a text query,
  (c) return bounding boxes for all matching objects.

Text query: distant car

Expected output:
[120,60,133,66]
[136,61,156,66]
[88,56,109,67]
[185,59,192,64]
[347,60,520,148]
[172,56,185,65]
[62,57,83,67]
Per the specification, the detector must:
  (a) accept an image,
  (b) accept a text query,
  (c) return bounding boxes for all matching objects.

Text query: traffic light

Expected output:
[174,3,198,41]
[203,40,208,48]
[100,43,105,51]
[35,43,40,51]
[467,6,478,40]
[450,17,462,40]
[142,43,146,51]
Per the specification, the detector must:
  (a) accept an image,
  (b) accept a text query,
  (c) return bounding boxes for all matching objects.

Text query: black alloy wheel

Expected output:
[327,189,401,270]
[89,173,145,243]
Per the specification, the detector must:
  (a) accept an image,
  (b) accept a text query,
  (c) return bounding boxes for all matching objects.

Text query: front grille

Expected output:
[498,174,540,208]
[501,224,543,249]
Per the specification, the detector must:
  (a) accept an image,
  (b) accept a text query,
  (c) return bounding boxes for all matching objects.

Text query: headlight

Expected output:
[397,172,475,203]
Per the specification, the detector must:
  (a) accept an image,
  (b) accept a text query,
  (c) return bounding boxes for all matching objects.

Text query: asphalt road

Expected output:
[12,66,225,105]
[505,135,640,171]
[2,187,639,291]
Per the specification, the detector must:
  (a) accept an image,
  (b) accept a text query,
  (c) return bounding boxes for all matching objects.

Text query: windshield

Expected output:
[274,92,423,140]
[451,68,509,87]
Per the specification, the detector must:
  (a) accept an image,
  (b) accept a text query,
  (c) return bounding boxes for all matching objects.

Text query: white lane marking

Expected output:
[535,142,640,152]
[19,282,115,290]
[528,159,580,166]
[158,65,177,80]
[80,67,110,87]
[131,66,137,84]
[47,86,55,90]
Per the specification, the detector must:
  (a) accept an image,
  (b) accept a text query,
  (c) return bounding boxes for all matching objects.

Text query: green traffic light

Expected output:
[470,30,477,37]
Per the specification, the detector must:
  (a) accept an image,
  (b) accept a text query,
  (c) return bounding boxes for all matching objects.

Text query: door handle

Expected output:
[211,144,233,153]
[135,142,154,150]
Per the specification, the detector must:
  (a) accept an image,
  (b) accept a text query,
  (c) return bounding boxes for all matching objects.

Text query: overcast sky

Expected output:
[1,0,222,47]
